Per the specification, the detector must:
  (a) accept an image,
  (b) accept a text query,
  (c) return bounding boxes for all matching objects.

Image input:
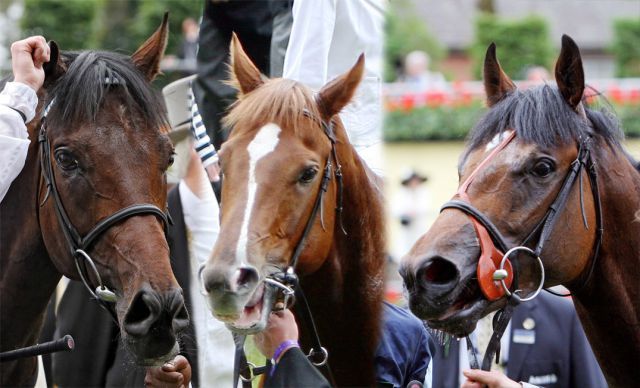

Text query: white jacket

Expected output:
[283,0,386,174]
[0,81,37,203]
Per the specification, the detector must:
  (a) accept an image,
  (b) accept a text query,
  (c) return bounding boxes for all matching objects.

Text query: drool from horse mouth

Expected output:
[133,341,181,367]
[423,280,496,337]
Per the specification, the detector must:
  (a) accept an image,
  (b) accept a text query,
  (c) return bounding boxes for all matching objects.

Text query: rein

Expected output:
[37,97,172,322]
[440,130,603,371]
[233,111,344,387]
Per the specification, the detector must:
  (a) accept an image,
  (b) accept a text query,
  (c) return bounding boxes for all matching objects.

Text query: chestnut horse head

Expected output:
[400,35,640,385]
[200,35,385,386]
[1,15,188,383]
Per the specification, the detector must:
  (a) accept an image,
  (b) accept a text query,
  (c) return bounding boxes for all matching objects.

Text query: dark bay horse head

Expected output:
[400,34,637,346]
[200,34,369,333]
[0,15,188,375]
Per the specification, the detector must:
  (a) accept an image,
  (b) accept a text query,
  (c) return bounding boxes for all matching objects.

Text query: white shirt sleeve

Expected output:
[0,82,37,203]
[178,182,235,387]
[282,0,338,89]
[178,181,219,265]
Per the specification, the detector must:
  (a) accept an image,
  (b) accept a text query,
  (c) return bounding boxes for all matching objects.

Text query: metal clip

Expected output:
[307,346,328,366]
[239,361,258,382]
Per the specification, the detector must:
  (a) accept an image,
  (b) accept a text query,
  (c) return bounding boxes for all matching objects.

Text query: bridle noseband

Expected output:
[439,129,603,371]
[38,98,172,320]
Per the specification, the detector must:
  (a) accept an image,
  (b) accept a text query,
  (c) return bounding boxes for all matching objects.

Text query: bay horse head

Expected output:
[1,14,188,377]
[200,35,367,334]
[400,35,627,338]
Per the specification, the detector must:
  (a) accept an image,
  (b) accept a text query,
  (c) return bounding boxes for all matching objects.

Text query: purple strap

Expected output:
[272,339,299,362]
[269,339,299,377]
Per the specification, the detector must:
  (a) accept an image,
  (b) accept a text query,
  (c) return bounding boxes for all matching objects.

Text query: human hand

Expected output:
[461,369,521,388]
[254,309,299,359]
[204,161,220,182]
[11,36,50,91]
[144,355,192,388]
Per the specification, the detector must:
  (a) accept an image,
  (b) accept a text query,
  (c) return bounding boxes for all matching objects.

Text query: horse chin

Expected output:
[125,338,180,367]
[410,278,505,338]
[221,283,276,335]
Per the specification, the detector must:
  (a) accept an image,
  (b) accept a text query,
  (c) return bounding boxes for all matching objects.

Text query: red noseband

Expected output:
[455,131,516,301]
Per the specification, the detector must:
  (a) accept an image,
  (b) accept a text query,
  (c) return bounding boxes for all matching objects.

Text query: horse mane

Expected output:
[223,78,321,135]
[46,51,167,131]
[465,85,625,156]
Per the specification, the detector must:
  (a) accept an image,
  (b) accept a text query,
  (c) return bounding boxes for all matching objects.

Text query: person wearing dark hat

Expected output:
[393,169,431,260]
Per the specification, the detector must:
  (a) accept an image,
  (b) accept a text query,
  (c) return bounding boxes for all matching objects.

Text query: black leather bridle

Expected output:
[440,130,603,371]
[234,110,344,387]
[38,98,172,321]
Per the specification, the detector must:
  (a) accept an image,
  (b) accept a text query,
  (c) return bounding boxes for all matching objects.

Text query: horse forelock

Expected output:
[223,78,323,140]
[465,85,625,160]
[46,50,168,133]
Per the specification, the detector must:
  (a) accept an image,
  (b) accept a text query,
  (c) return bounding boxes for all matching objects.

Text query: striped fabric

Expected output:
[188,85,218,168]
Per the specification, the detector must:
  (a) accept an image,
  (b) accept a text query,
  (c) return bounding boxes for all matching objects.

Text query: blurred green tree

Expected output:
[385,0,444,82]
[21,0,202,55]
[129,0,203,56]
[22,0,98,50]
[611,18,640,77]
[471,14,553,80]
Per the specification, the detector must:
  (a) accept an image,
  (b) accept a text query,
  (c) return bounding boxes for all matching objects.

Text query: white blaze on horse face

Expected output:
[485,130,514,152]
[235,123,281,266]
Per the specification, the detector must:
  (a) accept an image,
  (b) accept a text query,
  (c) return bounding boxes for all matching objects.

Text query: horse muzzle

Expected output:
[121,285,188,363]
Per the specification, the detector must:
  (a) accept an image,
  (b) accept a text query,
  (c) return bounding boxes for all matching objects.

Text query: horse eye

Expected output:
[531,159,555,178]
[168,153,175,167]
[54,149,79,171]
[298,167,318,184]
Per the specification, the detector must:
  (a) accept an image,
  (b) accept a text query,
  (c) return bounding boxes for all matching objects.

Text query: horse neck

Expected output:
[571,142,640,386]
[298,124,385,386]
[0,116,62,383]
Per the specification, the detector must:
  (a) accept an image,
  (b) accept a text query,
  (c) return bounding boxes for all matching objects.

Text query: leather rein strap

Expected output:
[38,102,172,322]
[441,130,603,371]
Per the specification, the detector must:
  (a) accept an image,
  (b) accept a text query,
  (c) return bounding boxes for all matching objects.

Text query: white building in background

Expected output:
[0,1,24,76]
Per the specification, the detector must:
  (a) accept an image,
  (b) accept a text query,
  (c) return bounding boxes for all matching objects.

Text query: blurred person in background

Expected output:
[176,17,199,75]
[524,66,551,88]
[401,50,447,93]
[193,0,272,150]
[282,0,386,176]
[392,169,431,262]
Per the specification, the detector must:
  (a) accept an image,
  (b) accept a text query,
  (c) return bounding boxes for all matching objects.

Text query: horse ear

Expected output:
[555,34,585,110]
[42,40,63,88]
[317,54,364,120]
[230,33,264,95]
[483,43,516,107]
[131,12,169,81]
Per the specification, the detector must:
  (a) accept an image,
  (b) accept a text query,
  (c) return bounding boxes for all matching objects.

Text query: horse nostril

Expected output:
[399,262,415,290]
[235,265,259,290]
[124,288,189,337]
[419,257,459,286]
[201,266,224,294]
[167,289,189,333]
[123,290,160,337]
